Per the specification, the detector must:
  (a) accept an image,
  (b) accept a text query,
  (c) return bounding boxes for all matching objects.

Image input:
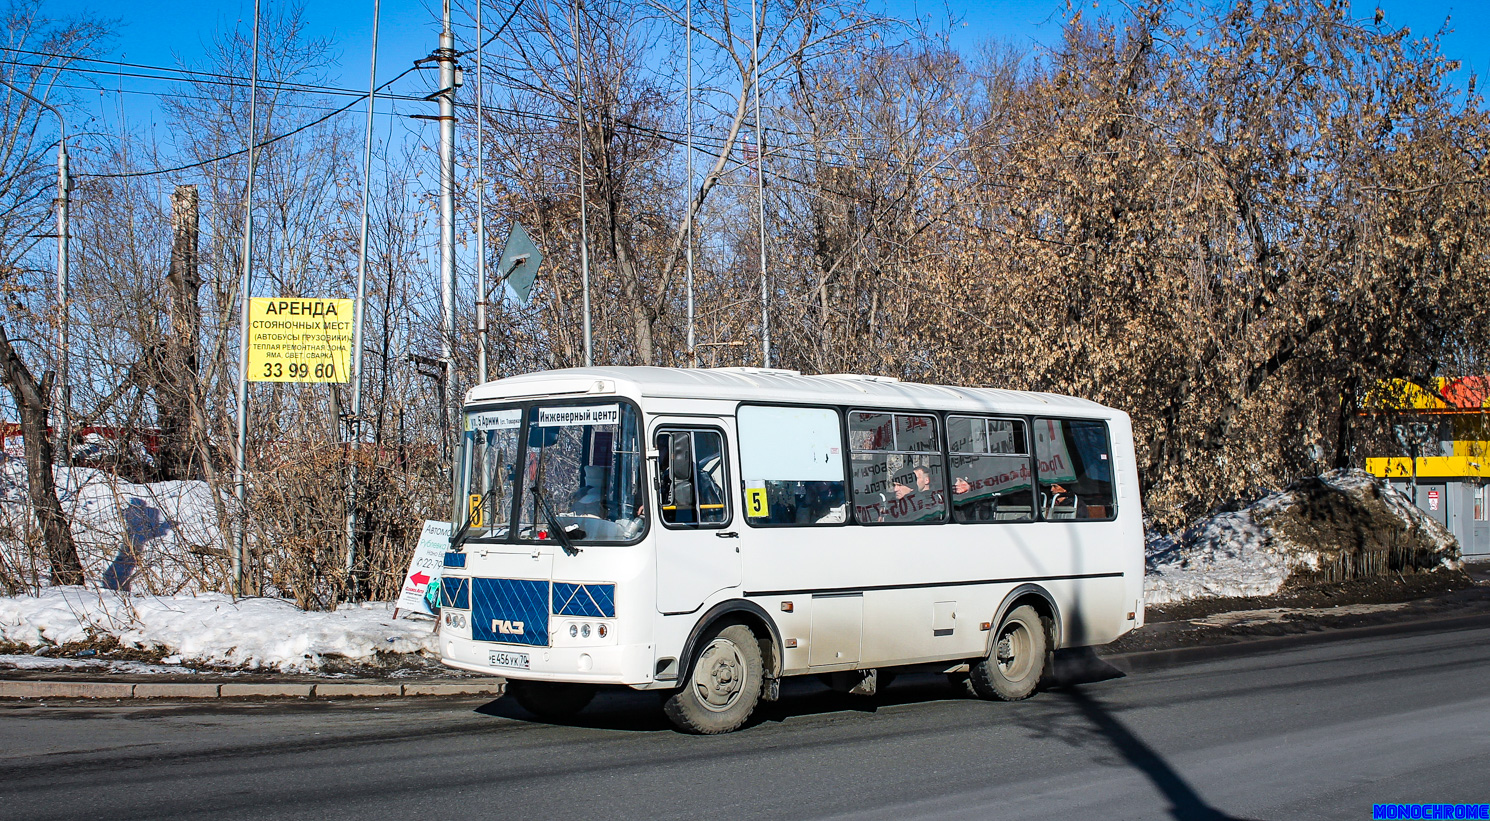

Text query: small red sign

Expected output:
[1428,489,1441,511]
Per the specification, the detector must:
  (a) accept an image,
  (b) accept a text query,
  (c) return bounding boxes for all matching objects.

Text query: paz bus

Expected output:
[437,367,1144,733]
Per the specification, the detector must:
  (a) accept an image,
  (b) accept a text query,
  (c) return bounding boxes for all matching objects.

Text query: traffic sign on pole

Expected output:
[497,222,543,306]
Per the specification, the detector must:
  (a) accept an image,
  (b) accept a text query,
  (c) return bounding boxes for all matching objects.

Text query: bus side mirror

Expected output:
[669,432,695,517]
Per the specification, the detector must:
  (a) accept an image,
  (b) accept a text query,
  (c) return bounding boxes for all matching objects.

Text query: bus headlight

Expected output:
[581,623,591,638]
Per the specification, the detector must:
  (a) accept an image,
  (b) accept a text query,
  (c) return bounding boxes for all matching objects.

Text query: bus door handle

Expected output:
[716,531,739,539]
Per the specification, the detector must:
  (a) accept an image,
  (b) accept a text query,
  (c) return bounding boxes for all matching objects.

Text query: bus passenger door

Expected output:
[653,422,743,614]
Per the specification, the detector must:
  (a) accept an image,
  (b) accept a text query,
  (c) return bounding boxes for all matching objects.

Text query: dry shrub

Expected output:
[247,444,443,610]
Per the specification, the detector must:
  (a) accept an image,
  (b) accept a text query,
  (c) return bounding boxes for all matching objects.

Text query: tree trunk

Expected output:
[0,322,84,585]
[159,184,202,479]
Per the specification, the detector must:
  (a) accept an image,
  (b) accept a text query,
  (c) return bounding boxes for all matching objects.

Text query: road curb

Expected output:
[0,679,505,701]
[0,680,137,699]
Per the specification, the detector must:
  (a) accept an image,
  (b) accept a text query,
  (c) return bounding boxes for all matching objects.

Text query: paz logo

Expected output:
[492,619,525,635]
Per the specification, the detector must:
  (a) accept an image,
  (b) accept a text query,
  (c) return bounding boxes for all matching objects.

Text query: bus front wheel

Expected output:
[968,605,1047,701]
[663,623,764,734]
[506,680,596,719]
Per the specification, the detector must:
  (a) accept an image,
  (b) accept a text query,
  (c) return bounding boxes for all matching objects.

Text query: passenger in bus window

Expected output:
[798,481,847,524]
[858,462,942,522]
[1044,483,1082,519]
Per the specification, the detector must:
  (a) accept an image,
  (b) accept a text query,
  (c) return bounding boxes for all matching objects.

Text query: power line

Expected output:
[8,40,982,183]
[78,67,416,179]
[0,54,427,105]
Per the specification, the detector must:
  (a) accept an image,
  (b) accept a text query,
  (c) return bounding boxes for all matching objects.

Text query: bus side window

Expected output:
[737,405,848,527]
[848,411,947,525]
[1033,418,1116,521]
[947,416,1033,523]
[656,429,730,528]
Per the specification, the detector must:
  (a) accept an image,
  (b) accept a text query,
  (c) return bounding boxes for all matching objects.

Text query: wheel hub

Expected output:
[695,638,746,712]
[997,624,1029,676]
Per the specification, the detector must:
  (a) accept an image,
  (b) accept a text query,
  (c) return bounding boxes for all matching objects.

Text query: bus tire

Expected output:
[506,680,596,719]
[663,623,763,734]
[968,605,1046,701]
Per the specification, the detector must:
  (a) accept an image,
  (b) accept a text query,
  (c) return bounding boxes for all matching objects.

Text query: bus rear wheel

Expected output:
[663,623,764,734]
[968,605,1047,701]
[506,680,597,719]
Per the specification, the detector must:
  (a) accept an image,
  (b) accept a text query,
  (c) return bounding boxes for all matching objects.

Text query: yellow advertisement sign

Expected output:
[246,298,353,382]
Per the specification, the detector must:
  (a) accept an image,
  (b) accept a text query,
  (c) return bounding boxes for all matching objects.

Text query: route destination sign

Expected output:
[246,298,354,382]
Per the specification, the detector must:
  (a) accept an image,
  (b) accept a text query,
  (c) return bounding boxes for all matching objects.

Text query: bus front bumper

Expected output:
[441,635,657,686]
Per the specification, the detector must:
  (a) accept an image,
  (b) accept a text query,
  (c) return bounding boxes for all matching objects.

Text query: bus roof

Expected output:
[466,367,1122,419]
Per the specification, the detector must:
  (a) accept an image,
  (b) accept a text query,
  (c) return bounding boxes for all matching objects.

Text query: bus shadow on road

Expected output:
[473,648,1131,733]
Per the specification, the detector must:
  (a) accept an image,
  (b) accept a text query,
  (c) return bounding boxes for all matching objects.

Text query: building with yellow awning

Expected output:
[1362,376,1490,556]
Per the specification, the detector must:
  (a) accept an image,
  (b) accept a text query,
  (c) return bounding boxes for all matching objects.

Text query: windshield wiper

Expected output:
[532,486,585,556]
[450,486,499,551]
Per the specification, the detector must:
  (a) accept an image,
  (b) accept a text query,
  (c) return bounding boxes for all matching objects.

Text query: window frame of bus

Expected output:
[736,402,852,529]
[945,414,1035,525]
[654,426,734,530]
[1032,416,1118,523]
[454,404,524,538]
[458,397,650,546]
[846,408,950,526]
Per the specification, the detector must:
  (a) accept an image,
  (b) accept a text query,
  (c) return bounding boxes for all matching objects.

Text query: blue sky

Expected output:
[43,0,1490,141]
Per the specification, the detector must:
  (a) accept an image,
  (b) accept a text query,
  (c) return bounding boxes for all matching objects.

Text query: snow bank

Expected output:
[1144,469,1458,606]
[0,587,436,672]
[0,461,226,594]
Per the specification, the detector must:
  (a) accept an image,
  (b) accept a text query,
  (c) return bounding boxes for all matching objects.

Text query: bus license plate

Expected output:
[489,650,530,669]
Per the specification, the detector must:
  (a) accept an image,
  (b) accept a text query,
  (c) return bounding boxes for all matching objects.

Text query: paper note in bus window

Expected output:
[948,416,1033,523]
[849,411,947,524]
[738,406,847,526]
[1034,418,1115,521]
[457,407,523,537]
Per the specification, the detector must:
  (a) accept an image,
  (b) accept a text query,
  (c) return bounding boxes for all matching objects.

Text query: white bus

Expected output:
[438,366,1145,733]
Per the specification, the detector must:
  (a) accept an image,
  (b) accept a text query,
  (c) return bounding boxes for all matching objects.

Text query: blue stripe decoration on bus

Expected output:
[439,576,470,610]
[470,578,550,646]
[552,583,616,618]
[443,552,466,569]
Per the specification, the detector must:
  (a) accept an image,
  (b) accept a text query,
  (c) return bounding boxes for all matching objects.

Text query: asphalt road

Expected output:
[2,622,1488,821]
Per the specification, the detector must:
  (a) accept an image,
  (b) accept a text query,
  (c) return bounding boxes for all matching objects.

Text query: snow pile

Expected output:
[0,461,226,593]
[0,587,436,672]
[1145,469,1459,606]
[0,654,200,675]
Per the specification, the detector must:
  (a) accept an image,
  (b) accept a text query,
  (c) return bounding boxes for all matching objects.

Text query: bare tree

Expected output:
[0,1,109,584]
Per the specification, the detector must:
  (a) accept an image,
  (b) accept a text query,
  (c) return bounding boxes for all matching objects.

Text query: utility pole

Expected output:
[55,127,70,466]
[750,0,770,368]
[0,79,71,466]
[475,0,489,385]
[573,0,593,367]
[684,0,695,367]
[233,0,262,597]
[437,0,459,457]
[346,0,381,592]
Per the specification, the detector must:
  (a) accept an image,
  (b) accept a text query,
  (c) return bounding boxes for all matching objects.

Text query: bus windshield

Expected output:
[516,403,645,543]
[457,407,523,540]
